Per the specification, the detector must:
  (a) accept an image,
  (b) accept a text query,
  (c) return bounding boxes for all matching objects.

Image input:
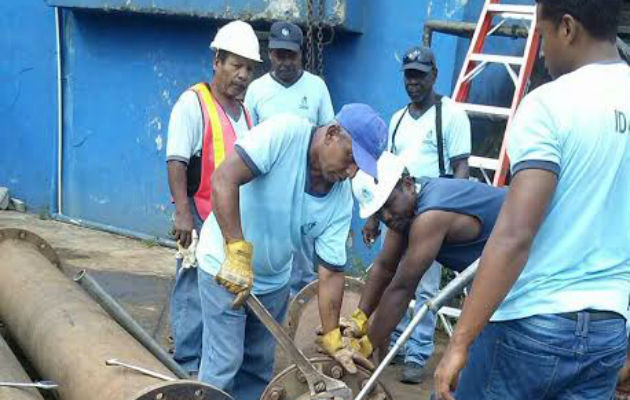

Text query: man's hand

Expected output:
[340,308,369,338]
[362,215,381,247]
[215,240,254,296]
[434,341,469,400]
[173,209,194,248]
[317,328,374,373]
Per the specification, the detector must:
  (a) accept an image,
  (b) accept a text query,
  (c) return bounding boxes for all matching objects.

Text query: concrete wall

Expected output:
[0,0,522,268]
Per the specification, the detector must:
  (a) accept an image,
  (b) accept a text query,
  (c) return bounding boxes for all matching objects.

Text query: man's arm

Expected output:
[168,161,194,248]
[435,169,557,399]
[358,228,406,316]
[211,151,256,242]
[318,266,346,334]
[451,158,469,179]
[368,212,451,355]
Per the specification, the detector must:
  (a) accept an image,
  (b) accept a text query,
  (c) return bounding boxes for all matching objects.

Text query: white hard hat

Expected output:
[352,152,406,219]
[210,20,262,63]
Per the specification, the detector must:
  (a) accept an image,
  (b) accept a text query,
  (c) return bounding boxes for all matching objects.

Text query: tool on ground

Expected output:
[105,359,176,382]
[354,261,479,400]
[74,270,190,379]
[0,380,58,390]
[452,0,540,186]
[241,293,353,400]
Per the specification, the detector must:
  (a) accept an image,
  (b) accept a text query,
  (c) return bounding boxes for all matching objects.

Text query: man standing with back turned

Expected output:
[435,1,630,399]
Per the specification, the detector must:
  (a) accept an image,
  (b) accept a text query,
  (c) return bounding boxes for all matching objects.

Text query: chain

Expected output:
[305,0,314,73]
[316,0,325,77]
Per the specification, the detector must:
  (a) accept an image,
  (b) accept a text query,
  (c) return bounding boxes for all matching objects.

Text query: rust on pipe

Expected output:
[0,334,44,400]
[0,229,231,400]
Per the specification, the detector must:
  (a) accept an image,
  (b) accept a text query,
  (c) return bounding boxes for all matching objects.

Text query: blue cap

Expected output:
[335,103,388,180]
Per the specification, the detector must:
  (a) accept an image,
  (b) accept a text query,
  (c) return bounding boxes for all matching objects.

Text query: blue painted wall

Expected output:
[0,0,58,213]
[0,0,528,269]
[60,10,218,235]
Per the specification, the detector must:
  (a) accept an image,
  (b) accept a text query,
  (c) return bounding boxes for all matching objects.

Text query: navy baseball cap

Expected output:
[269,21,303,52]
[402,46,436,72]
[336,104,388,180]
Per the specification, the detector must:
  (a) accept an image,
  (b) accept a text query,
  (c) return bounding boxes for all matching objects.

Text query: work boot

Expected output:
[400,362,424,384]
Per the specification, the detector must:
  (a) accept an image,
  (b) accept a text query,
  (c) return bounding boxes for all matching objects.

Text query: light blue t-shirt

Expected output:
[196,114,353,294]
[244,71,335,126]
[492,62,630,321]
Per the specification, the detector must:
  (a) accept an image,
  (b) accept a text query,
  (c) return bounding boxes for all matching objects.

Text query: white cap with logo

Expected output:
[351,152,406,219]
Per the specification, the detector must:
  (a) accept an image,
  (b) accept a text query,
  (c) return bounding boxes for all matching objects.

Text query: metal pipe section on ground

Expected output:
[0,335,44,400]
[73,270,189,379]
[0,228,230,400]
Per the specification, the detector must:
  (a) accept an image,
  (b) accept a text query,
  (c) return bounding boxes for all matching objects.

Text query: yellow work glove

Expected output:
[317,328,375,373]
[215,240,254,295]
[340,308,369,338]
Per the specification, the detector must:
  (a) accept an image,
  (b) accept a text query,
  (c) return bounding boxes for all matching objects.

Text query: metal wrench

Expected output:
[0,380,58,390]
[242,293,353,400]
[105,358,175,382]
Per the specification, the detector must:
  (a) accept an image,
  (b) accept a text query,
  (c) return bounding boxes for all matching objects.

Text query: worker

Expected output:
[244,20,335,295]
[344,152,505,364]
[362,45,471,384]
[195,103,388,400]
[165,20,261,376]
[434,1,630,399]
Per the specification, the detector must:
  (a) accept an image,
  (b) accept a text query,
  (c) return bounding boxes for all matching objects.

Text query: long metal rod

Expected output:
[0,381,58,390]
[74,270,189,379]
[423,19,529,46]
[105,359,176,382]
[355,261,480,400]
[55,6,63,215]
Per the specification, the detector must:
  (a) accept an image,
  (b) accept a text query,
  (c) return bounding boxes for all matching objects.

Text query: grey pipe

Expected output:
[355,260,480,400]
[73,270,189,379]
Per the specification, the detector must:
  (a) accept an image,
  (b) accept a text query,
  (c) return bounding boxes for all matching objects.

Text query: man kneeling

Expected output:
[346,152,506,360]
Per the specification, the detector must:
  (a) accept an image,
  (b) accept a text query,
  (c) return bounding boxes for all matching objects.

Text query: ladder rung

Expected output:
[470,53,524,65]
[486,4,536,14]
[469,156,499,171]
[458,103,511,119]
[438,306,462,319]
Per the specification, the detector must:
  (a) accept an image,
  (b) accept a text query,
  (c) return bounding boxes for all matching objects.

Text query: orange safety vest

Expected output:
[190,83,253,220]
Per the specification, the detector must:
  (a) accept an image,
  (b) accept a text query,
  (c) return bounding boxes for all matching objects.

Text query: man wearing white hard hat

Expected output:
[165,20,261,375]
[342,152,505,360]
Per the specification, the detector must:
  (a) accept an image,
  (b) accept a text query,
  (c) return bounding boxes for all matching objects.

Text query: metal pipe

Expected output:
[423,19,529,46]
[355,260,480,400]
[0,335,45,400]
[74,270,189,379]
[55,6,63,215]
[52,213,176,248]
[0,228,229,400]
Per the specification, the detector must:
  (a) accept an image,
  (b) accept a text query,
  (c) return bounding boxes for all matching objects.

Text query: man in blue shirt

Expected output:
[195,104,387,400]
[435,1,630,399]
[342,152,505,360]
[244,21,336,296]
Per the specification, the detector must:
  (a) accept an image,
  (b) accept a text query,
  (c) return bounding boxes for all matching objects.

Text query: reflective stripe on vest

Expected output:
[190,83,253,220]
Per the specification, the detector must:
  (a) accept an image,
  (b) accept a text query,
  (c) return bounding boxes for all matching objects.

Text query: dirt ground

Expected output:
[0,211,445,400]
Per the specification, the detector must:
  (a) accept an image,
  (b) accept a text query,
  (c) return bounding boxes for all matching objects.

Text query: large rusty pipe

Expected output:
[0,229,230,400]
[0,334,44,400]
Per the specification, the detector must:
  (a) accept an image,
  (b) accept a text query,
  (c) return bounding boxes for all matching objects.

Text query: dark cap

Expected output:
[269,21,303,52]
[402,46,436,72]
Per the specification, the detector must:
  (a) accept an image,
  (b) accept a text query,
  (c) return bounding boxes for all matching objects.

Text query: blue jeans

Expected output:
[198,269,289,400]
[288,251,317,297]
[170,198,203,373]
[454,312,628,400]
[390,261,441,367]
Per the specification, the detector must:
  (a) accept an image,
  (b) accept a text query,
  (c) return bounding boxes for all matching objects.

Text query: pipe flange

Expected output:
[132,381,234,400]
[261,357,392,400]
[285,277,364,340]
[0,228,61,269]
